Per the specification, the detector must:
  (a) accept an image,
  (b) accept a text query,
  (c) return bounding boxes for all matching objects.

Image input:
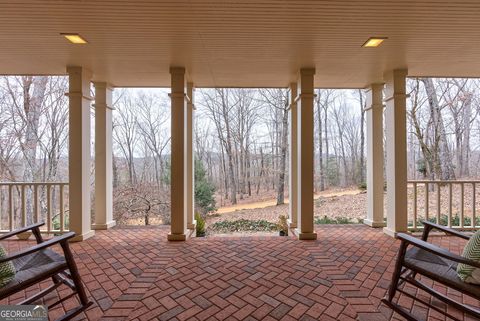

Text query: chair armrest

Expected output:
[421,221,471,240]
[397,233,480,269]
[0,222,45,241]
[0,232,75,264]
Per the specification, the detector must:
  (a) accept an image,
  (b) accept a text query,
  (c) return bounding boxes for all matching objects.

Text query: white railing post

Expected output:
[460,183,464,228]
[412,182,417,229]
[425,182,429,222]
[60,184,65,232]
[21,184,26,227]
[473,183,476,228]
[8,185,13,231]
[436,182,441,224]
[448,183,453,228]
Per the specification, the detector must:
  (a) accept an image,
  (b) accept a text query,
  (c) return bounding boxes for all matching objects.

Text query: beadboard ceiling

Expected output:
[1,0,480,88]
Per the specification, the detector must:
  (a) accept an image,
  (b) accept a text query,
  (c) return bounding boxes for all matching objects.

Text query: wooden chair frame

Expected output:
[0,223,92,321]
[382,221,480,321]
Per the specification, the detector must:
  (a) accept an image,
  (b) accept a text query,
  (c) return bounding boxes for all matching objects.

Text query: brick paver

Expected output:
[0,225,478,320]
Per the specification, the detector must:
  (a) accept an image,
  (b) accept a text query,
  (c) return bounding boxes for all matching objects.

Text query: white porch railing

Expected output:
[408,180,480,231]
[0,182,69,233]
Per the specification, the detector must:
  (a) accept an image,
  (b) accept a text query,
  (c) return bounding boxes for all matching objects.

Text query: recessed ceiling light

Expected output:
[362,37,387,48]
[61,33,88,44]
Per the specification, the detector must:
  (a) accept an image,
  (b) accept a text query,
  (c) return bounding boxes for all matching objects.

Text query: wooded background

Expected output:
[1,76,479,225]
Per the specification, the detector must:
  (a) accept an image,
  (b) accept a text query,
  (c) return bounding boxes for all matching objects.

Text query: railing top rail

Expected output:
[0,182,69,186]
[408,180,480,184]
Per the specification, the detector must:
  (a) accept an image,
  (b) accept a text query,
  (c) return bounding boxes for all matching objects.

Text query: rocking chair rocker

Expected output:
[382,220,480,321]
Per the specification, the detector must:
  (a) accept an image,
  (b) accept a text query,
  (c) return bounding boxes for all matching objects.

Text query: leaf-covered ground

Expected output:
[206,184,480,235]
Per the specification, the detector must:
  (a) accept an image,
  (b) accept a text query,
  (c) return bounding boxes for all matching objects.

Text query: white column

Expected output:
[384,69,408,237]
[92,82,116,230]
[288,83,298,229]
[67,66,95,241]
[364,84,386,228]
[296,68,317,240]
[168,67,189,241]
[186,82,196,230]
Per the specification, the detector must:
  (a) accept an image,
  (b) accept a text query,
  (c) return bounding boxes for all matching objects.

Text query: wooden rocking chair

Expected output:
[382,220,480,321]
[0,222,92,321]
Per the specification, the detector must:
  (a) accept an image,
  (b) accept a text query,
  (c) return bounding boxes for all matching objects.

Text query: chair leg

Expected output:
[60,241,90,306]
[386,240,408,302]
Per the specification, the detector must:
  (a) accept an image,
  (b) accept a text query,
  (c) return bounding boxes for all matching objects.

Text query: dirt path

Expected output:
[216,188,363,214]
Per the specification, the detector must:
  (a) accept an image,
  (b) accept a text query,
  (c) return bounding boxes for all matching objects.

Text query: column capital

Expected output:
[384,69,408,96]
[299,68,316,76]
[92,81,113,90]
[170,66,186,75]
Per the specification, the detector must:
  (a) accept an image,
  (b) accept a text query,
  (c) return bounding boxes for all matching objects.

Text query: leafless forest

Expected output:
[1,76,480,225]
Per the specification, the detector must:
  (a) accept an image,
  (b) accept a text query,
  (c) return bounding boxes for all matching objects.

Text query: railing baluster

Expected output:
[460,183,464,228]
[413,182,417,229]
[8,185,13,231]
[21,184,26,227]
[448,183,453,228]
[46,184,52,232]
[60,184,65,232]
[436,182,441,224]
[425,182,429,222]
[33,184,39,223]
[472,183,476,228]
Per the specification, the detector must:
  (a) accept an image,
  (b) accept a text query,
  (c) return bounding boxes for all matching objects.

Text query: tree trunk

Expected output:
[421,78,456,180]
[22,76,48,224]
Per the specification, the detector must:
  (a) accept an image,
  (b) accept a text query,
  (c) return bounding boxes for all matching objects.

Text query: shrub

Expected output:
[209,219,278,233]
[195,212,206,236]
[277,215,289,233]
[195,159,216,214]
[314,215,361,224]
[358,182,367,190]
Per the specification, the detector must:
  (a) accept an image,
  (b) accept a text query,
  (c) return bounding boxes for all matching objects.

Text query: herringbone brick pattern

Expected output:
[1,225,478,320]
[314,225,480,321]
[128,237,358,321]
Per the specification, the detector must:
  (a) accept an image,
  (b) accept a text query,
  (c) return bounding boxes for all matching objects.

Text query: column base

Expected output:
[383,227,400,238]
[364,219,386,228]
[167,231,190,241]
[287,219,297,229]
[187,220,197,230]
[70,230,95,242]
[92,221,116,230]
[296,230,317,240]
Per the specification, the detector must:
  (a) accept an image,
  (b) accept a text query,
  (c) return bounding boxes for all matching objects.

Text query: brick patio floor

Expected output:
[1,225,479,321]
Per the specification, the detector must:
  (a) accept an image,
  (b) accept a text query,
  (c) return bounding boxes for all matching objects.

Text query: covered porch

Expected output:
[2,1,480,320]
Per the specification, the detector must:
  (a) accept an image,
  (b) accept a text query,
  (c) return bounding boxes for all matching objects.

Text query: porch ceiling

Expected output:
[1,0,480,88]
